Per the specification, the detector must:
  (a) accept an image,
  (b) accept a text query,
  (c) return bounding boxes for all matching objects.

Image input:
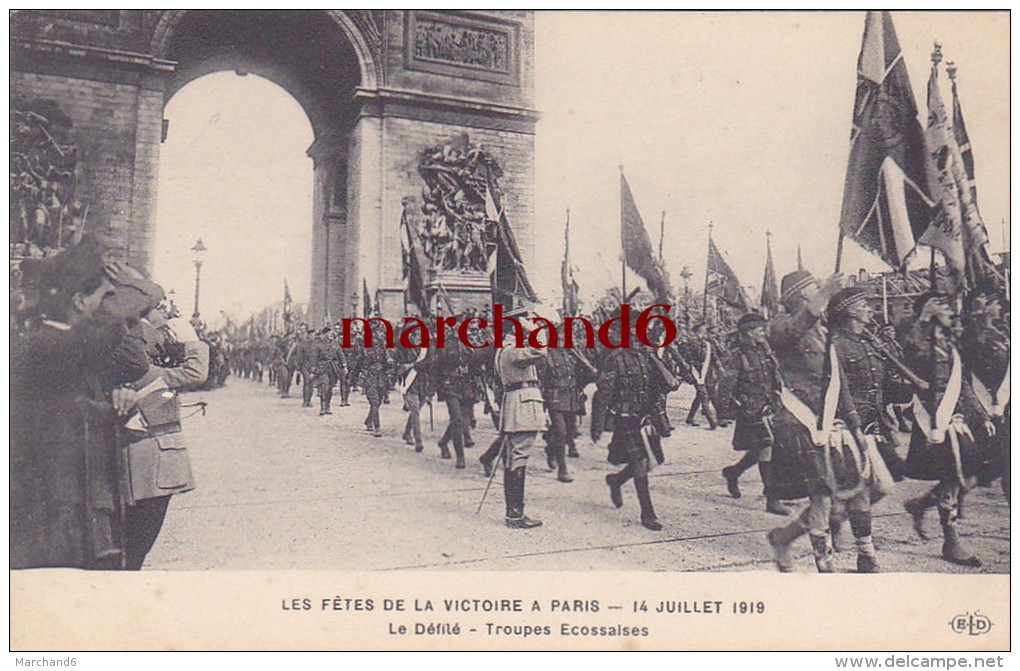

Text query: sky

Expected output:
[152,11,1009,320]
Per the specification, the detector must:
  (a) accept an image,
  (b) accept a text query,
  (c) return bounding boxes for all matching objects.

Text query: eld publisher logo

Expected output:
[949,612,993,636]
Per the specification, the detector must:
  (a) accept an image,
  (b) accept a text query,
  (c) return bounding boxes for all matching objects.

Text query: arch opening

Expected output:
[153,72,314,326]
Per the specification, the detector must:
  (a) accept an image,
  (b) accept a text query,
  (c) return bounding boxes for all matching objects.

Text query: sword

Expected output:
[475,435,507,515]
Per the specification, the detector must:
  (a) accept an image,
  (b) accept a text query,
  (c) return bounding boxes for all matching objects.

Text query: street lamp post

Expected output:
[191,238,207,320]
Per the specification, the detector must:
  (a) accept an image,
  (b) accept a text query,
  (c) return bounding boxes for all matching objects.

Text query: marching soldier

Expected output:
[399,339,432,452]
[765,270,879,573]
[960,289,1010,502]
[680,322,720,429]
[313,327,345,416]
[592,315,673,532]
[827,288,910,479]
[722,312,785,514]
[295,327,318,408]
[361,323,392,438]
[901,293,997,568]
[538,330,597,483]
[435,323,475,469]
[494,310,548,528]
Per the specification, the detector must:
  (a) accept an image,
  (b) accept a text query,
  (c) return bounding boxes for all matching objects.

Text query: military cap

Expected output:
[780,270,817,304]
[320,326,331,335]
[737,311,767,331]
[36,235,108,318]
[827,287,869,319]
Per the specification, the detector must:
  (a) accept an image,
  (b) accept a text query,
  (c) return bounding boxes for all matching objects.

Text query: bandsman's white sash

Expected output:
[911,345,970,484]
[399,347,428,398]
[691,342,712,386]
[971,362,1010,418]
[779,344,841,447]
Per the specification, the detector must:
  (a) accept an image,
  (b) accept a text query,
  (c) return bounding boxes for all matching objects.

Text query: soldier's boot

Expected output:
[957,488,967,520]
[684,406,700,426]
[765,499,792,516]
[939,507,982,568]
[722,466,742,499]
[505,468,542,529]
[605,464,634,509]
[545,443,556,471]
[809,532,835,573]
[848,509,879,572]
[439,443,451,460]
[904,488,938,540]
[567,436,579,458]
[453,439,466,469]
[555,445,573,483]
[830,519,850,553]
[480,437,501,477]
[634,476,662,531]
[319,396,327,416]
[704,401,719,431]
[767,514,808,572]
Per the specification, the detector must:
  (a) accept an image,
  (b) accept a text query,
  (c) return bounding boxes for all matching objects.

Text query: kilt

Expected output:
[731,412,771,452]
[903,422,997,483]
[766,409,866,501]
[607,415,649,467]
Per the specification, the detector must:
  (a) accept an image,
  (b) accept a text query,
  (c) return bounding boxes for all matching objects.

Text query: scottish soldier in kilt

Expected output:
[828,288,907,481]
[765,271,879,573]
[721,312,786,515]
[901,294,999,568]
[960,289,1010,503]
[592,318,673,532]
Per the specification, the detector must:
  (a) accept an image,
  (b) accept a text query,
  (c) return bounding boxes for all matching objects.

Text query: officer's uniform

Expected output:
[495,334,547,528]
[313,330,346,415]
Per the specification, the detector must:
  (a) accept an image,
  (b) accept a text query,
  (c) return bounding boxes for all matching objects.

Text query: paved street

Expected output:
[148,378,1010,573]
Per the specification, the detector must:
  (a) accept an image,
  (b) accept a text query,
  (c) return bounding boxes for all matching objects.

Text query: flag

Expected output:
[706,236,749,311]
[620,172,673,301]
[561,210,580,317]
[918,51,993,291]
[283,280,293,323]
[401,205,430,316]
[949,63,996,286]
[839,11,933,269]
[485,179,537,307]
[362,278,372,319]
[761,234,779,319]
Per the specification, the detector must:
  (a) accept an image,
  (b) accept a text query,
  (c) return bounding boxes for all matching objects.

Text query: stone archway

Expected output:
[12,10,538,324]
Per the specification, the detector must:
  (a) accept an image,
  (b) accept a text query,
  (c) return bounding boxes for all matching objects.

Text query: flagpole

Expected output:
[881,274,889,324]
[703,222,713,323]
[619,165,627,301]
[658,210,666,264]
[835,231,845,274]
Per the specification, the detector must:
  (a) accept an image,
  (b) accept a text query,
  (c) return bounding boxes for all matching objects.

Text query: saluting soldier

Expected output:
[722,312,784,513]
[765,270,879,573]
[494,311,548,529]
